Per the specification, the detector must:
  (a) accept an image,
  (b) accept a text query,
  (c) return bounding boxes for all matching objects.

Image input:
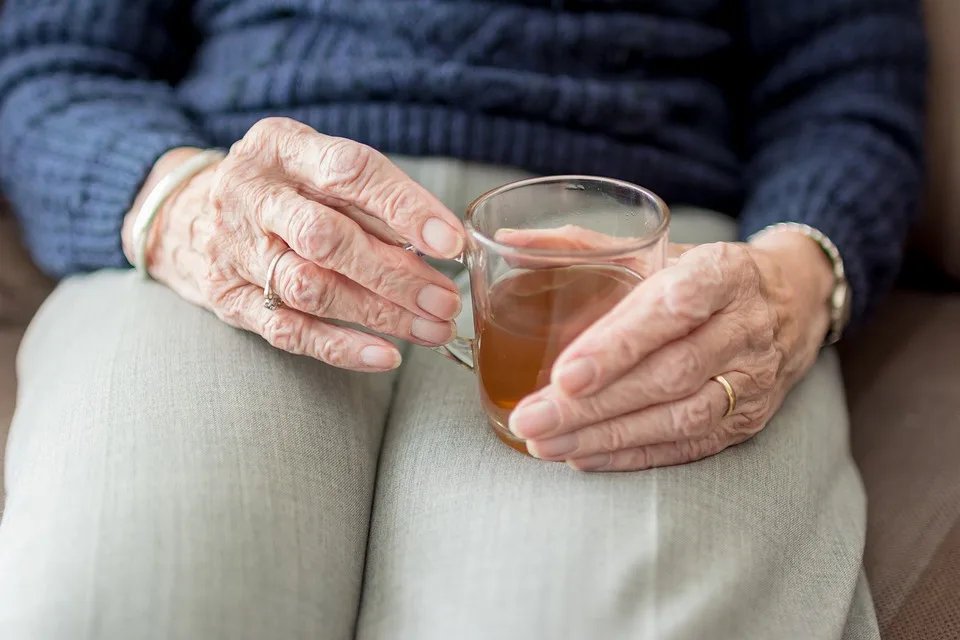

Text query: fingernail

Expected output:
[422,218,463,258]
[360,345,402,370]
[509,399,560,438]
[553,359,597,396]
[567,453,612,472]
[411,317,455,344]
[416,284,462,320]
[526,433,579,460]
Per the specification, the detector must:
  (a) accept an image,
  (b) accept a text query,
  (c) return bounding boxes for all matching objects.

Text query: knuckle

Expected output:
[262,312,303,353]
[290,204,350,265]
[237,118,284,159]
[309,277,339,317]
[574,394,611,425]
[720,242,761,294]
[314,332,353,365]
[208,159,241,211]
[364,263,394,296]
[672,393,714,438]
[741,399,772,427]
[240,117,314,172]
[661,274,711,323]
[375,183,419,229]
[749,306,777,351]
[206,281,244,325]
[198,224,229,263]
[248,116,302,143]
[366,303,404,334]
[653,341,706,396]
[606,328,643,370]
[710,241,748,272]
[283,261,321,309]
[209,163,266,223]
[596,420,628,453]
[678,438,709,463]
[370,270,409,304]
[316,138,375,193]
[248,116,289,136]
[250,181,288,220]
[627,446,652,470]
[752,351,780,392]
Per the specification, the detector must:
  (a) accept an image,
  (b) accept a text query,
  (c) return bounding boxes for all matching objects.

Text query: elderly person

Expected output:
[0,0,925,638]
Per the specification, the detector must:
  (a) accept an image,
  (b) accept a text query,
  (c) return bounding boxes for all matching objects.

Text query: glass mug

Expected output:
[430,176,670,455]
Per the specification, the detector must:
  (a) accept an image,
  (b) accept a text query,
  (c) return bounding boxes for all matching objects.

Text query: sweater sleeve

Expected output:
[738,0,927,328]
[0,0,209,277]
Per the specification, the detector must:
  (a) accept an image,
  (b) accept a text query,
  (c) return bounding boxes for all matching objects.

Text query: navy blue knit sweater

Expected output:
[0,0,927,326]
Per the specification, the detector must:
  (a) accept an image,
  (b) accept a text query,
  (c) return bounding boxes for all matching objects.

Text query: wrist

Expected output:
[747,231,834,350]
[750,230,835,305]
[121,147,211,271]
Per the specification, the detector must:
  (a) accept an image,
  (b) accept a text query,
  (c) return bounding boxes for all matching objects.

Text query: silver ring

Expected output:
[401,243,425,258]
[264,248,294,311]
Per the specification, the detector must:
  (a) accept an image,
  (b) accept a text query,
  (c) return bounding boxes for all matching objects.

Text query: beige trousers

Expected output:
[0,158,878,639]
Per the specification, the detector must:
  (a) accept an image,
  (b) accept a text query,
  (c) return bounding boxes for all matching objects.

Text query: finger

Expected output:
[259,188,462,321]
[509,316,748,440]
[494,226,666,276]
[251,249,455,346]
[494,225,638,252]
[220,284,403,371]
[667,243,694,266]
[337,202,406,247]
[550,243,747,398]
[566,433,730,472]
[525,376,733,461]
[276,127,464,258]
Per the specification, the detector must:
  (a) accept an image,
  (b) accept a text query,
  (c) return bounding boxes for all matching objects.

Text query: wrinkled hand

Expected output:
[123,117,466,371]
[508,235,834,471]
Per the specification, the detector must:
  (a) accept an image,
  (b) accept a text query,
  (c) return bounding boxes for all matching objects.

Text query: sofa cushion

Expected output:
[0,210,54,327]
[918,0,960,279]
[842,290,960,640]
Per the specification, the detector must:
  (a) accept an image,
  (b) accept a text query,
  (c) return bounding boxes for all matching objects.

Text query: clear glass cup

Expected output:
[435,176,670,455]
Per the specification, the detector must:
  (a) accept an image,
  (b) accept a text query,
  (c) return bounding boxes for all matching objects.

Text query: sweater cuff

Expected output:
[738,206,868,333]
[67,127,209,272]
[737,147,919,331]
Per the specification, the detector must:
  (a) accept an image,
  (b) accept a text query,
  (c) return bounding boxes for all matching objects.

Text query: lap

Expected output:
[0,159,877,640]
[357,208,876,640]
[0,272,394,639]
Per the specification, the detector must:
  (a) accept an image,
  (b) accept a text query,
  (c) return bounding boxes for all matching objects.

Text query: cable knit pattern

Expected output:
[0,0,926,327]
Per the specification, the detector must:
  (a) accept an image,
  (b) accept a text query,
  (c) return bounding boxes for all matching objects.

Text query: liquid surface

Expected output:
[476,265,641,452]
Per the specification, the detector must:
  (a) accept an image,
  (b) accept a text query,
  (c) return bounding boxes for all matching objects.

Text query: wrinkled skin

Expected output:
[506,229,834,471]
[124,116,835,471]
[123,117,466,371]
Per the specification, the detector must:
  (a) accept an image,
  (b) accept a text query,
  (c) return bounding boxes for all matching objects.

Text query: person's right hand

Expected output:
[122,117,465,372]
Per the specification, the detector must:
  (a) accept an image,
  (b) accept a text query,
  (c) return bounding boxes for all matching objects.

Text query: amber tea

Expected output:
[427,175,668,457]
[476,264,642,453]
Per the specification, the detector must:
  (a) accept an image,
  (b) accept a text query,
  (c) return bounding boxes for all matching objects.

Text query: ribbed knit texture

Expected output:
[0,0,926,327]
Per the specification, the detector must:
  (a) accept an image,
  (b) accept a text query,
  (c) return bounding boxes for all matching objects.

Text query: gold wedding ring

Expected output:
[712,374,736,418]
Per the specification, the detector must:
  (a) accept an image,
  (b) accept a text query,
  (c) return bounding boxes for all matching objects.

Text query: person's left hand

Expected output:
[507,234,836,471]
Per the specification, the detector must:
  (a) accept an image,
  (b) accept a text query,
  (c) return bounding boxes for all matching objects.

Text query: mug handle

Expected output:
[403,244,476,371]
[430,339,475,371]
